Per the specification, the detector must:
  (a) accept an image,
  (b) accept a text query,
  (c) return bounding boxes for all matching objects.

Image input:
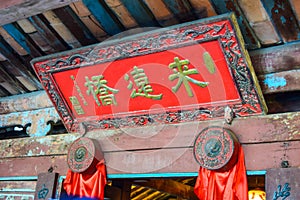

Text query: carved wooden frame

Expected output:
[31,13,267,133]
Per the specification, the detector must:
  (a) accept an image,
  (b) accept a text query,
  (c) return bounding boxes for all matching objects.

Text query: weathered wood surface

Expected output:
[249,42,300,74]
[237,0,281,45]
[0,107,60,137]
[0,180,36,200]
[0,0,78,26]
[1,140,300,176]
[259,69,300,94]
[0,90,52,114]
[0,111,299,176]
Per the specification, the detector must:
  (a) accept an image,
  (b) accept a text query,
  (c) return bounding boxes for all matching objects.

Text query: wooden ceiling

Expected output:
[0,0,299,98]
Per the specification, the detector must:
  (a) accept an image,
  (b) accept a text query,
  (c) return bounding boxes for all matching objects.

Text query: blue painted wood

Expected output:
[0,36,13,56]
[121,0,159,27]
[83,0,124,35]
[261,0,299,42]
[3,24,31,54]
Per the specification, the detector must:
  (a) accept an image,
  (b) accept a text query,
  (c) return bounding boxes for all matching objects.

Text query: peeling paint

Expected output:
[264,74,287,89]
[27,150,33,156]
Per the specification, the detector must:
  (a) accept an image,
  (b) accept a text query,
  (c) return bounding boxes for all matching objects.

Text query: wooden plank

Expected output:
[0,91,52,114]
[2,23,32,55]
[0,36,42,91]
[0,111,299,158]
[0,0,78,26]
[188,0,216,17]
[210,0,261,49]
[0,61,27,95]
[0,155,68,177]
[43,11,81,49]
[2,140,297,176]
[28,15,67,52]
[0,181,36,191]
[289,0,300,25]
[261,0,300,42]
[259,69,300,94]
[105,141,300,174]
[237,0,281,45]
[249,40,300,74]
[264,91,300,114]
[163,0,196,22]
[17,19,55,53]
[142,0,179,27]
[0,26,28,55]
[53,6,98,46]
[82,0,125,35]
[1,61,38,91]
[69,1,109,41]
[120,0,159,27]
[104,0,138,29]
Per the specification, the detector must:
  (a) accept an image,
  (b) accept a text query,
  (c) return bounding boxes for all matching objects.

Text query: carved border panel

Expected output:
[31,13,267,133]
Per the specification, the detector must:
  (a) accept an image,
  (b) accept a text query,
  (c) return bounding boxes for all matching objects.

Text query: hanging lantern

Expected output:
[248,189,266,200]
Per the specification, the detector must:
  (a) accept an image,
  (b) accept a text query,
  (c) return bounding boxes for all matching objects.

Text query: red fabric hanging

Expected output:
[194,146,248,200]
[63,159,107,200]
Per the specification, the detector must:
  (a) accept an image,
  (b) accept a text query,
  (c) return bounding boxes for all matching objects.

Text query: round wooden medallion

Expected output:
[193,126,239,170]
[67,137,103,173]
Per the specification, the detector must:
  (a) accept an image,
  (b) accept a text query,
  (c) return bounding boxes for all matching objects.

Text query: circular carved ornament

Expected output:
[193,126,240,171]
[67,137,103,173]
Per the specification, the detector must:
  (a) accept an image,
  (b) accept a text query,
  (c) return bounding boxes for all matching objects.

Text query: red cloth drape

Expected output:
[194,146,248,200]
[63,159,107,200]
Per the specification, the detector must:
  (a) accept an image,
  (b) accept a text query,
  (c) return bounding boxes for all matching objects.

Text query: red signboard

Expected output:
[31,13,266,133]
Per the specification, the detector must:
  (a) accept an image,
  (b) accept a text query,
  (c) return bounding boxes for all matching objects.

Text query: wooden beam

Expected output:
[0,111,299,176]
[0,111,299,158]
[259,69,300,94]
[1,111,300,157]
[0,0,78,26]
[1,139,300,176]
[0,90,52,114]
[249,42,300,74]
[136,179,197,200]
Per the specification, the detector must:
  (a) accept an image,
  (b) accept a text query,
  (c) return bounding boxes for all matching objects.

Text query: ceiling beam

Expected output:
[0,0,78,26]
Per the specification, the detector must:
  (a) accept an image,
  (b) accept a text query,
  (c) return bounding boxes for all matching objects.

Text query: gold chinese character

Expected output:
[168,57,208,97]
[124,66,162,100]
[84,75,119,106]
[69,96,85,115]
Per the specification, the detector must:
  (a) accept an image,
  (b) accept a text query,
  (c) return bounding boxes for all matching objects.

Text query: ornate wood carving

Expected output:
[31,13,266,133]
